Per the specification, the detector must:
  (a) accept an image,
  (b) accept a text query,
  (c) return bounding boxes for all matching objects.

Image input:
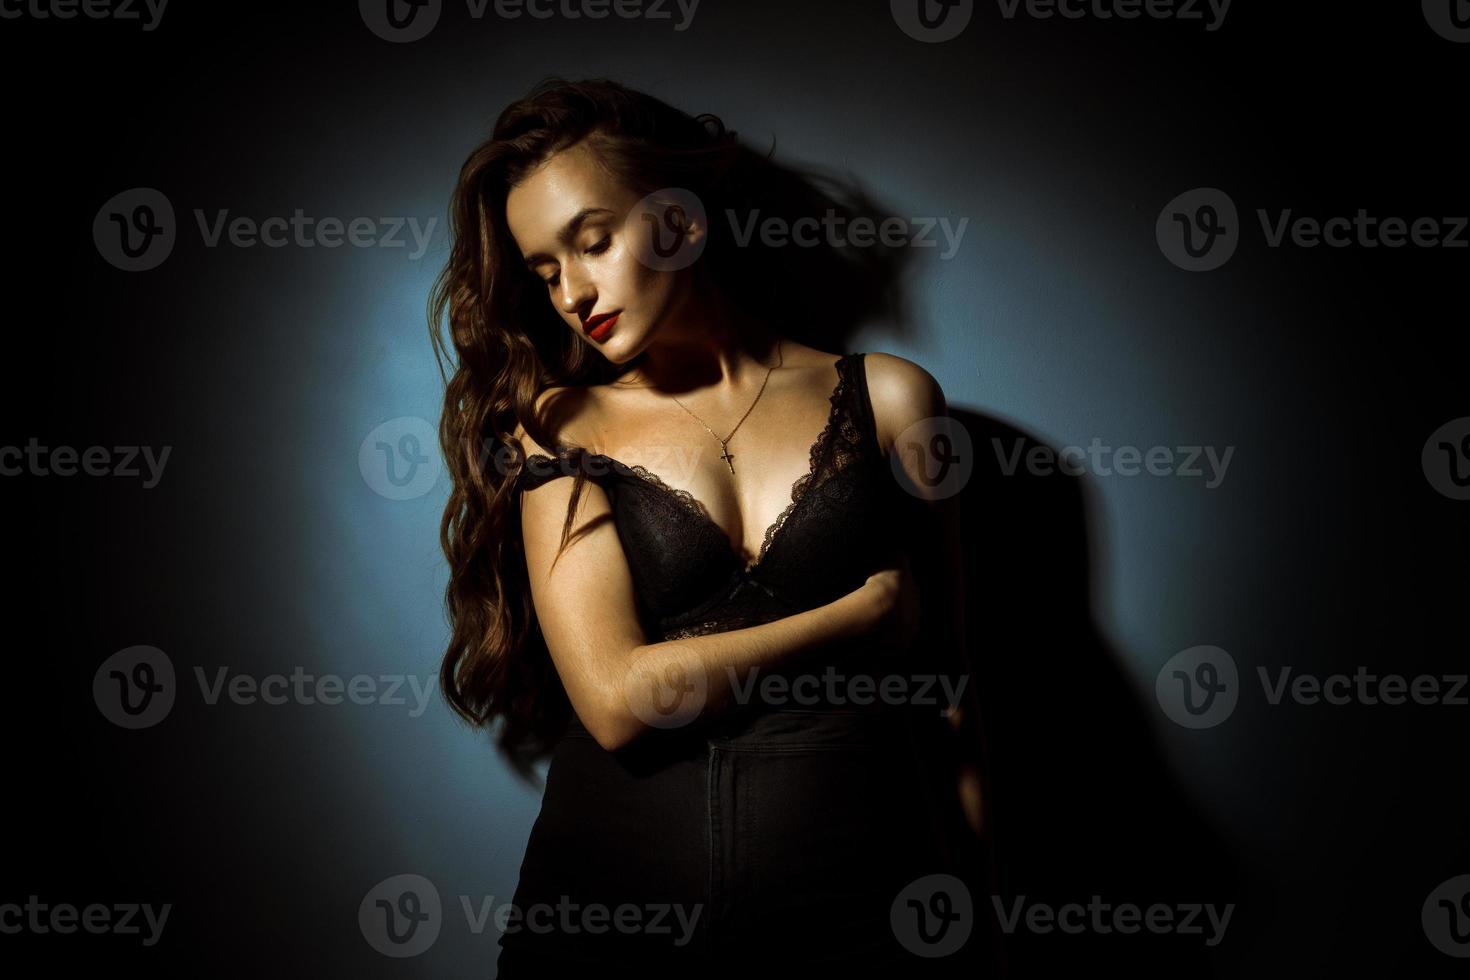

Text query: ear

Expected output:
[672,205,705,247]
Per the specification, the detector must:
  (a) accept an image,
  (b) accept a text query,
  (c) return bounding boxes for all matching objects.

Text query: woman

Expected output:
[430,77,999,974]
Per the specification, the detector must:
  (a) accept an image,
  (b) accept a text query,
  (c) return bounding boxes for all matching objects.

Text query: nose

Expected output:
[556,268,595,321]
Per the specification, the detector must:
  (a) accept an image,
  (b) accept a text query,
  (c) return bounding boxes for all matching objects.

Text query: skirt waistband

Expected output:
[564,704,924,751]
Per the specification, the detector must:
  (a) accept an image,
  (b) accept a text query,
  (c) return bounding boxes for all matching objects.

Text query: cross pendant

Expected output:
[719,444,735,474]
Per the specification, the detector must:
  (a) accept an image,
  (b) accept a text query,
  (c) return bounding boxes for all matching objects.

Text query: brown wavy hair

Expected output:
[430,77,915,784]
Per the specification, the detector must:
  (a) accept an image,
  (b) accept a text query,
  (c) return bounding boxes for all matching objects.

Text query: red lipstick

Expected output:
[585,311,620,342]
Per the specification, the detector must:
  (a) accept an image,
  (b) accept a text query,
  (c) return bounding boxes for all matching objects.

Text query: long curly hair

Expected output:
[430,77,914,784]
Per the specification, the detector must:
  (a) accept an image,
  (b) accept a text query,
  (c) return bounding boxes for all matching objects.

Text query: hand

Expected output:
[863,550,923,651]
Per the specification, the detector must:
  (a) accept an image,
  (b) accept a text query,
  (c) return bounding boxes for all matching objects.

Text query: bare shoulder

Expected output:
[861,351,948,454]
[510,385,598,459]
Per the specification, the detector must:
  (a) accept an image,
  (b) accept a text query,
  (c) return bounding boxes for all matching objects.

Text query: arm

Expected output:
[866,353,989,839]
[515,424,892,753]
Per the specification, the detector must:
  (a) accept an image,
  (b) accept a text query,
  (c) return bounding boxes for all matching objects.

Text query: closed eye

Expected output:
[541,236,611,286]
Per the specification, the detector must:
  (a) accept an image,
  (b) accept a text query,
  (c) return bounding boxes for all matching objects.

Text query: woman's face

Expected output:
[505,139,697,365]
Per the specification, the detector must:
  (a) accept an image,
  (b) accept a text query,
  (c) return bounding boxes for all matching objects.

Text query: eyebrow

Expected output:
[521,207,616,269]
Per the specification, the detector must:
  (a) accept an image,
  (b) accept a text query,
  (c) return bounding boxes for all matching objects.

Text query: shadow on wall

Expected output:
[951,407,1247,977]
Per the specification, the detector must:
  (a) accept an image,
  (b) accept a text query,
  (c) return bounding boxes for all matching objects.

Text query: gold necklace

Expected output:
[666,340,784,475]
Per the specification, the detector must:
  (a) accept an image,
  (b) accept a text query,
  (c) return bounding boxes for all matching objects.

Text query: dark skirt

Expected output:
[495,705,998,975]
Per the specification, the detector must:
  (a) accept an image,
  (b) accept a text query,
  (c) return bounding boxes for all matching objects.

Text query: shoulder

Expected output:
[512,386,615,502]
[859,351,948,454]
[511,385,598,460]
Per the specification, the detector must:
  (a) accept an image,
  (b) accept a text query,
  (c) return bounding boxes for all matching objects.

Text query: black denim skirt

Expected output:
[494,705,997,976]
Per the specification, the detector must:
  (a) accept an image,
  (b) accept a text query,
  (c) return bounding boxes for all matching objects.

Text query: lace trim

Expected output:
[626,354,857,572]
[750,357,856,568]
[609,459,719,528]
[521,354,862,574]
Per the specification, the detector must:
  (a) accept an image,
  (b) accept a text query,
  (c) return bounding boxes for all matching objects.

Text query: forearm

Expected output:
[593,582,887,749]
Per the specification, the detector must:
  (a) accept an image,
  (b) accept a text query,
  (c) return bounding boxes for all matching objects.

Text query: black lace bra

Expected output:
[517,352,916,643]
